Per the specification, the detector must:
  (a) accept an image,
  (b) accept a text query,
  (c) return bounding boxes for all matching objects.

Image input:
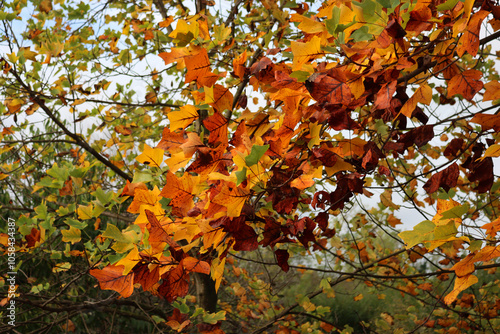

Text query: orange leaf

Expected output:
[450,254,475,277]
[456,10,489,57]
[444,274,478,305]
[373,81,397,110]
[481,217,500,238]
[145,209,178,250]
[158,47,189,69]
[89,265,134,298]
[157,127,187,152]
[233,50,247,80]
[181,257,211,274]
[447,70,483,101]
[470,113,500,131]
[483,81,500,101]
[184,49,217,86]
[160,171,196,216]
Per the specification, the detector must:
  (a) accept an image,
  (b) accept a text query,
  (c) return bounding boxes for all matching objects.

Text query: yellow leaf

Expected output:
[432,199,461,227]
[354,293,364,301]
[168,105,199,130]
[165,151,191,173]
[308,122,321,149]
[136,144,164,167]
[324,157,355,176]
[380,189,400,210]
[291,36,324,71]
[169,19,199,44]
[77,204,93,220]
[19,47,38,61]
[212,258,226,292]
[61,227,81,244]
[291,14,326,34]
[349,77,365,99]
[480,144,500,160]
[212,184,250,217]
[400,84,432,118]
[115,246,140,275]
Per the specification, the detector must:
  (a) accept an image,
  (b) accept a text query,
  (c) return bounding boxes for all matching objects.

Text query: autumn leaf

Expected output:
[89,265,134,298]
[181,257,211,274]
[470,113,500,131]
[400,84,432,118]
[444,275,478,305]
[145,209,178,251]
[483,81,500,101]
[291,36,324,70]
[168,105,199,130]
[373,81,397,110]
[305,70,352,105]
[456,10,489,57]
[184,49,217,86]
[136,144,164,167]
[447,70,483,101]
[212,184,250,217]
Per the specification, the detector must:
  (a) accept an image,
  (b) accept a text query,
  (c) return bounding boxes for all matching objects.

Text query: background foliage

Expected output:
[1,0,500,332]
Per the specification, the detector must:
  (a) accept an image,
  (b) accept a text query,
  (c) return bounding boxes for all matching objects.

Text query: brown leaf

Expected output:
[423,163,459,194]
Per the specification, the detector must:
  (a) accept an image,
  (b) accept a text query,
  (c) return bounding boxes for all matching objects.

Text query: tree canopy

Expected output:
[1,0,500,332]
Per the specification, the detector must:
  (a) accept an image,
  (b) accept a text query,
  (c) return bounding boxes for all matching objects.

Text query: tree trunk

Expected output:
[194,272,218,313]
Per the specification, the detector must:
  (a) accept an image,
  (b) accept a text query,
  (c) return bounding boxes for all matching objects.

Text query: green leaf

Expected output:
[47,163,69,181]
[290,71,311,82]
[436,0,460,11]
[132,170,153,183]
[34,202,48,220]
[61,227,81,244]
[245,145,269,166]
[325,7,340,35]
[93,187,113,205]
[102,223,127,243]
[202,310,226,324]
[64,218,87,229]
[159,197,171,211]
[235,167,247,186]
[350,26,373,42]
[440,203,469,220]
[398,220,435,249]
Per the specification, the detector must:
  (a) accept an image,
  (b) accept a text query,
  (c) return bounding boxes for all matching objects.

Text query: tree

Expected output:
[1,0,500,332]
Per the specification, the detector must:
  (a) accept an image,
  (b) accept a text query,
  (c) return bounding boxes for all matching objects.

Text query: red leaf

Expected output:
[423,163,459,194]
[275,249,290,272]
[25,228,40,248]
[305,70,352,105]
[159,265,189,302]
[133,261,160,292]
